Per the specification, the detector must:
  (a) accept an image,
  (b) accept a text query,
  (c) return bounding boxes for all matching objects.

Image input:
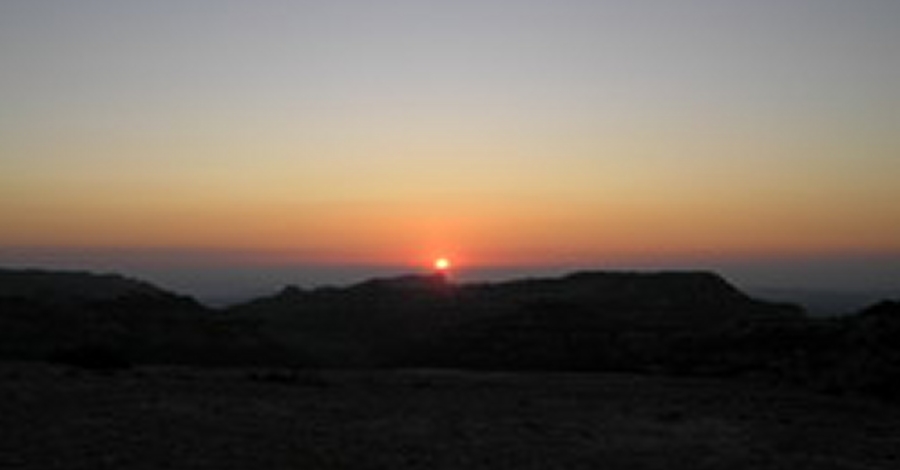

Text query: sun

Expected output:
[433,257,451,272]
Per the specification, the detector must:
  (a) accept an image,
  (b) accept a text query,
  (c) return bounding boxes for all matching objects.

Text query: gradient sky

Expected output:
[2,1,899,294]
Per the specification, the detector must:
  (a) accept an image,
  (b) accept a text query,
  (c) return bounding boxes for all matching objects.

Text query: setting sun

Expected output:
[434,257,451,271]
[1,1,899,302]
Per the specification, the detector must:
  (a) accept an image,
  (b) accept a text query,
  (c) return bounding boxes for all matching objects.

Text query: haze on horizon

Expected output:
[2,1,899,296]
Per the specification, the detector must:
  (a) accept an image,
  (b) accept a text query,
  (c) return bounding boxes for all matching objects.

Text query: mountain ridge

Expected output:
[2,266,899,400]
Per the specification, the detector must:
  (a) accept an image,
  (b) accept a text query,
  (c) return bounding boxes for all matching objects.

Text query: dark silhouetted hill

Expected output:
[225,273,458,366]
[822,300,900,398]
[225,271,802,369]
[0,268,190,305]
[4,266,899,400]
[0,268,298,367]
[400,271,804,372]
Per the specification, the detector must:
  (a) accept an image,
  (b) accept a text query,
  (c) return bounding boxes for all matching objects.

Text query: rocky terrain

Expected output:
[2,363,900,470]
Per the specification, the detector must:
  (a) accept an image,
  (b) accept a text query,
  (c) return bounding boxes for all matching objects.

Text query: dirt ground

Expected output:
[1,363,899,469]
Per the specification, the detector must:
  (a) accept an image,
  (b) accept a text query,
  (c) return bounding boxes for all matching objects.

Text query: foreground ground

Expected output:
[1,363,899,469]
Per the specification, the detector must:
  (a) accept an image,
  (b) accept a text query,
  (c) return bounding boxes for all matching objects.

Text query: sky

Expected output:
[2,1,899,298]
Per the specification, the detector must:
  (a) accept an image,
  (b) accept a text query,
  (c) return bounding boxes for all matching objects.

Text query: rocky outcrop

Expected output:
[226,270,802,368]
[404,271,803,371]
